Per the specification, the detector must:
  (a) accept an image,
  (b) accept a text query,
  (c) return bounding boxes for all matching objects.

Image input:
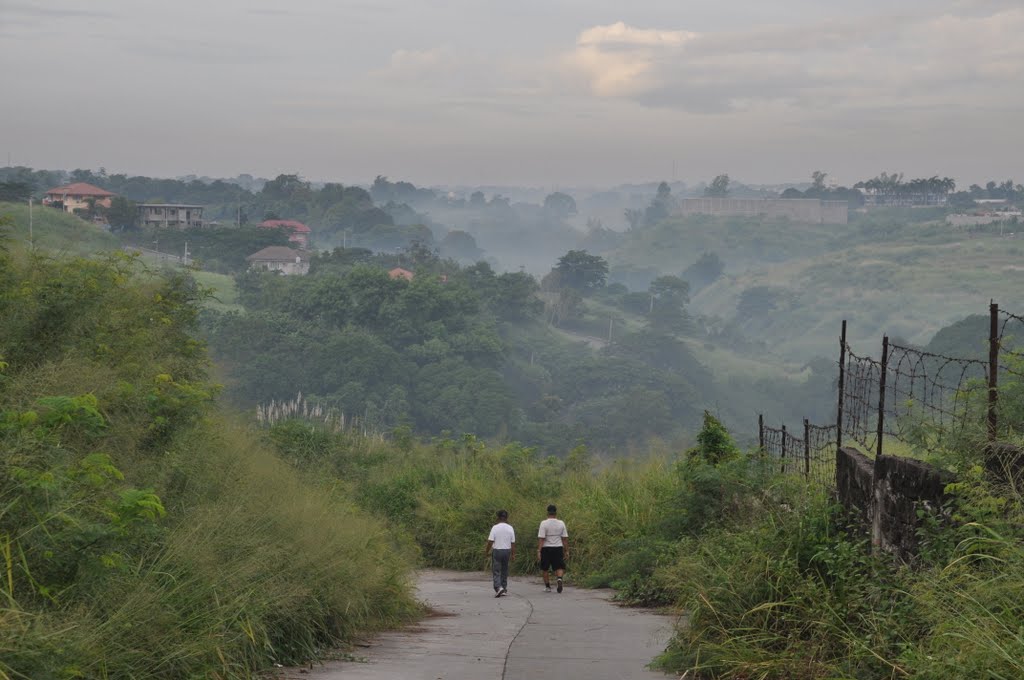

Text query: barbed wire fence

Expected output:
[882,341,989,450]
[997,309,1024,382]
[759,301,1024,486]
[758,415,837,486]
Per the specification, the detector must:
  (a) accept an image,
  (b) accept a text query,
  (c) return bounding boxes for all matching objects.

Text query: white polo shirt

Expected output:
[538,518,568,547]
[488,522,516,550]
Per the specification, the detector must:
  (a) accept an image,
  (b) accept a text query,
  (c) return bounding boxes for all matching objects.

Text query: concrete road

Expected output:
[287,570,675,680]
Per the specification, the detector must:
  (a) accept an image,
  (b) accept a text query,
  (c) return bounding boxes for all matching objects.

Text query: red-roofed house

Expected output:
[388,267,414,281]
[260,219,311,249]
[42,182,115,214]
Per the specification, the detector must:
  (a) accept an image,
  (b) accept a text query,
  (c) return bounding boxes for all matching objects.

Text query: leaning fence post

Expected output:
[877,335,889,458]
[758,413,764,452]
[989,301,999,443]
[836,320,847,449]
[804,418,811,479]
[781,424,787,474]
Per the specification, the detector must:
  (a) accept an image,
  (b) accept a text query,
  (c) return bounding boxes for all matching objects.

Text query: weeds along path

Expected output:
[285,569,674,680]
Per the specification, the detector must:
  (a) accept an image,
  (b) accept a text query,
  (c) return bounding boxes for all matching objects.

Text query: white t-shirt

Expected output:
[488,522,516,550]
[537,518,568,548]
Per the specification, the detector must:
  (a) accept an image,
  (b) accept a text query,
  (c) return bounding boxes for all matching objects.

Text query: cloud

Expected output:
[379,46,457,80]
[577,21,697,48]
[558,7,1024,113]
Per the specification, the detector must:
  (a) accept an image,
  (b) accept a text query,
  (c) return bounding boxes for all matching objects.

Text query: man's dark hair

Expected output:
[497,509,508,519]
[547,504,557,515]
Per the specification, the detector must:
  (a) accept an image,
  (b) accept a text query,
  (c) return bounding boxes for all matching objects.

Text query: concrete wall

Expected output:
[835,447,952,561]
[872,455,952,560]
[836,447,875,529]
[677,197,848,225]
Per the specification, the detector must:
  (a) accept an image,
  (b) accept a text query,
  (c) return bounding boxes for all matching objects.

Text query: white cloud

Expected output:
[379,45,457,80]
[558,8,1024,113]
[577,21,697,48]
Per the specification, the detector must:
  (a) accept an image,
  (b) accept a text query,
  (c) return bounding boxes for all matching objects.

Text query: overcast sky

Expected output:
[1,0,1021,188]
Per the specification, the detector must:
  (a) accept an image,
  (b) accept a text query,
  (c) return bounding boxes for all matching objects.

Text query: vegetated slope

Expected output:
[604,208,1023,361]
[0,201,119,254]
[0,246,417,679]
[693,235,1024,359]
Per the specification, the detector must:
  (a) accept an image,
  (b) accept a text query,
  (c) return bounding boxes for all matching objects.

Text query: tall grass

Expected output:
[0,249,418,679]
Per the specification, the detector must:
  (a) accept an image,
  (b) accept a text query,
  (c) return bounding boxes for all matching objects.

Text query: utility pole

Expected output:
[183,241,189,266]
[608,317,613,344]
[28,196,33,250]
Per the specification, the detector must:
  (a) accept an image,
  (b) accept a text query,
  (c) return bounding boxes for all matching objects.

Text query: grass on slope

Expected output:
[0,201,119,254]
[694,234,1024,359]
[0,250,417,679]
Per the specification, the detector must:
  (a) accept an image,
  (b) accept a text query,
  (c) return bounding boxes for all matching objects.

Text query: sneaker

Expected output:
[495,589,501,598]
[556,578,563,594]
[544,585,552,592]
[499,587,507,597]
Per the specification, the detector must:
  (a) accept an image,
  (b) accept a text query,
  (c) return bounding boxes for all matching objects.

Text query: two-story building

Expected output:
[138,204,205,229]
[42,182,115,214]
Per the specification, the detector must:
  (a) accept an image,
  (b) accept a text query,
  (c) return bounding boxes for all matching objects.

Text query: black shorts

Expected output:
[540,546,566,571]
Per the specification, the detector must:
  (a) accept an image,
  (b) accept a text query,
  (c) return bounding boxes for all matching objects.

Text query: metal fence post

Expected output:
[877,335,889,458]
[758,413,764,452]
[804,418,811,479]
[836,320,847,449]
[781,424,787,474]
[989,301,999,442]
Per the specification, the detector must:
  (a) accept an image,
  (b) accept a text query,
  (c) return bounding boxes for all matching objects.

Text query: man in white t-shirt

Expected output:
[537,504,569,593]
[486,510,515,597]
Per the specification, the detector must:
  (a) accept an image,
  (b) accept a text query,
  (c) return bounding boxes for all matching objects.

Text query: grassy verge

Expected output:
[0,248,418,679]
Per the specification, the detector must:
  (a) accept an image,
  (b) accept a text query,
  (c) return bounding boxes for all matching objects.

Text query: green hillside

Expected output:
[692,234,1024,359]
[0,201,119,254]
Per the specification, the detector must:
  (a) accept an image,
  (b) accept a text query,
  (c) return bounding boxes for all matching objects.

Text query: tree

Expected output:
[648,275,691,332]
[681,252,724,292]
[704,174,730,197]
[552,250,608,293]
[105,196,138,230]
[624,208,644,230]
[644,181,673,226]
[543,192,577,219]
[811,170,828,191]
[0,181,33,202]
[439,230,482,261]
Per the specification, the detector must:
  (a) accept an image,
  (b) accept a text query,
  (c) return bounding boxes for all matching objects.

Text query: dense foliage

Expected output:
[203,246,722,451]
[0,249,418,678]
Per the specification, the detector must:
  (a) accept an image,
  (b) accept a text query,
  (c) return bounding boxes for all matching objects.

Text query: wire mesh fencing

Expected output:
[840,344,882,453]
[759,418,838,487]
[997,309,1024,381]
[882,342,989,449]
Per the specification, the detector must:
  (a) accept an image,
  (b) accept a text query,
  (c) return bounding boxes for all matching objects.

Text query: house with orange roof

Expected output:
[259,219,311,249]
[42,182,115,214]
[388,267,414,281]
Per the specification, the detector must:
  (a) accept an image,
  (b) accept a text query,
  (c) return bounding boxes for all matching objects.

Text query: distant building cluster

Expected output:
[677,197,849,225]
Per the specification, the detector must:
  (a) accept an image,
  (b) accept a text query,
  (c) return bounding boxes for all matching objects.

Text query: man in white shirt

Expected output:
[537,504,569,593]
[486,510,515,597]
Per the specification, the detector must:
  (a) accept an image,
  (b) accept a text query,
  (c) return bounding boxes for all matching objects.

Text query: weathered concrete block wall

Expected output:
[837,447,875,528]
[872,455,952,560]
[835,447,952,561]
[677,198,849,225]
